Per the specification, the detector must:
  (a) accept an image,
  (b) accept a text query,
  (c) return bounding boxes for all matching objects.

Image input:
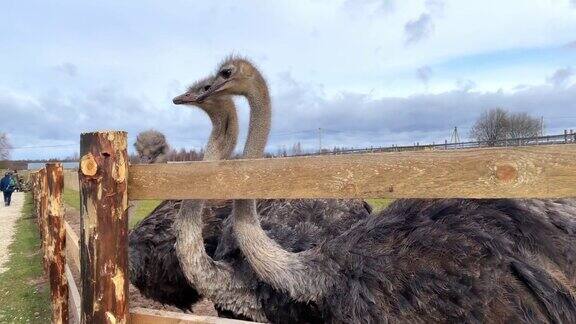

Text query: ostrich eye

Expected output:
[220,69,232,79]
[203,85,211,91]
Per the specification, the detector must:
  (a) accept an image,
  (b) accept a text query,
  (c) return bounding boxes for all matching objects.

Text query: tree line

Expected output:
[469,108,543,146]
[0,108,552,164]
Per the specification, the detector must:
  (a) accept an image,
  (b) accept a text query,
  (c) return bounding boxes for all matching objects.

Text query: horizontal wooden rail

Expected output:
[65,221,80,273]
[129,145,576,199]
[130,308,259,324]
[65,265,81,323]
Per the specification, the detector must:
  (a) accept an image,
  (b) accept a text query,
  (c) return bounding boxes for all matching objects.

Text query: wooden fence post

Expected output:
[79,131,129,324]
[46,163,69,324]
[38,168,50,274]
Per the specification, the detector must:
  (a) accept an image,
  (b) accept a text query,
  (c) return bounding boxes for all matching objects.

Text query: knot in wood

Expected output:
[80,153,98,177]
[495,164,518,182]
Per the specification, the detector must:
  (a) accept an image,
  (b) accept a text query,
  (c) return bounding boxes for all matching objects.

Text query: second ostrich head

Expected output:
[134,130,170,163]
[173,76,232,113]
[173,76,239,161]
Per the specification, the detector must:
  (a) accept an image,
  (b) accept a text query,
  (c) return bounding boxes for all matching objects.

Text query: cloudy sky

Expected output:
[1,0,575,159]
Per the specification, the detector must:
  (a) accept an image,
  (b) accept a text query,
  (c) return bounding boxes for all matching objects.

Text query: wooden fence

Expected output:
[29,130,576,323]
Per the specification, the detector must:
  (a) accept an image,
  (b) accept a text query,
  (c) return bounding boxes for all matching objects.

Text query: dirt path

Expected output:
[0,192,25,274]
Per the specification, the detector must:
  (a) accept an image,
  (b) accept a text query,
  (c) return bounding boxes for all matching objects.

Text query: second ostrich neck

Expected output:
[233,79,334,302]
[174,99,266,321]
[205,105,238,161]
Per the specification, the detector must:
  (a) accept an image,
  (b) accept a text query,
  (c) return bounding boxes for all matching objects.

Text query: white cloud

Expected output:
[456,79,476,92]
[425,0,445,15]
[547,67,574,87]
[416,65,433,85]
[404,13,434,44]
[54,63,78,77]
[1,0,575,158]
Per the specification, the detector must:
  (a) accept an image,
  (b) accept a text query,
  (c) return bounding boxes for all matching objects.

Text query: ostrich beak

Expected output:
[196,79,230,102]
[172,92,197,105]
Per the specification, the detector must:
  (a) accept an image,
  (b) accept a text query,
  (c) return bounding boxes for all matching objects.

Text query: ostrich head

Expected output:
[197,57,265,100]
[134,130,169,164]
[173,75,231,113]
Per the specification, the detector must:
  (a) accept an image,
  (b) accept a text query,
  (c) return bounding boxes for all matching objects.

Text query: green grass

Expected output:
[63,188,80,211]
[129,200,162,228]
[366,198,395,212]
[64,186,391,227]
[0,194,51,323]
[63,186,160,229]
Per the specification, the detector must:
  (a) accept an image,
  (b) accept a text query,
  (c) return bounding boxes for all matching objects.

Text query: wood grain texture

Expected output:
[46,163,69,324]
[38,168,50,274]
[64,221,80,273]
[79,131,129,324]
[65,265,81,324]
[129,145,576,200]
[130,307,260,324]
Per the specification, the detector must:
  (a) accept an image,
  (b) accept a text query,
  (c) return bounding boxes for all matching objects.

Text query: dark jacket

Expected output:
[0,175,15,192]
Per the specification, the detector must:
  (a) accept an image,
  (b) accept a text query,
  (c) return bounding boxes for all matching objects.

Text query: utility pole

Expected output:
[450,126,461,146]
[540,116,544,136]
[318,128,322,153]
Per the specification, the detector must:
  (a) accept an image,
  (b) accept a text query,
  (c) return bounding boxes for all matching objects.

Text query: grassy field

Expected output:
[0,194,50,323]
[366,198,395,212]
[129,199,394,226]
[129,200,162,228]
[63,186,393,228]
[63,187,160,229]
[63,187,80,211]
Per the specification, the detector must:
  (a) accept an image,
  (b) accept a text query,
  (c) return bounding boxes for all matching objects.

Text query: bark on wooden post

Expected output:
[79,131,129,324]
[46,163,69,324]
[30,172,38,217]
[38,168,50,274]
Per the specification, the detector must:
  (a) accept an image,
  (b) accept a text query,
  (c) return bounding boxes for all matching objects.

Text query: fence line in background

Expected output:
[304,130,576,156]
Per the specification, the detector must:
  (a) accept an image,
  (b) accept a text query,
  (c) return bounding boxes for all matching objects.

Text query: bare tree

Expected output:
[470,108,542,146]
[0,132,11,160]
[470,108,509,146]
[507,112,542,139]
[290,142,303,156]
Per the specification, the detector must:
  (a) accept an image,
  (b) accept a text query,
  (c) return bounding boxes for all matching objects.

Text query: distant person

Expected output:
[0,172,17,206]
[12,170,23,192]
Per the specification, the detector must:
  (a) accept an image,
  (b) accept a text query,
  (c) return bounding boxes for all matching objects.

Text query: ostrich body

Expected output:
[197,56,576,323]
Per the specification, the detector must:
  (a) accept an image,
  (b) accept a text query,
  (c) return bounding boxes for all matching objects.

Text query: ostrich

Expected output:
[196,56,576,322]
[134,129,170,163]
[128,77,237,309]
[130,77,370,321]
[172,79,370,322]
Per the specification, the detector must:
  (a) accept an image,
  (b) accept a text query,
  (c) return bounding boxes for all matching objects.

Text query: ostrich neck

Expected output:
[205,104,238,161]
[233,78,333,302]
[174,99,266,321]
[243,74,271,159]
